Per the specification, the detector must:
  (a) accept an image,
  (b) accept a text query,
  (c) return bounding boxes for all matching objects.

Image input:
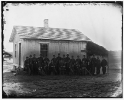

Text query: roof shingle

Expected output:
[9,26,91,42]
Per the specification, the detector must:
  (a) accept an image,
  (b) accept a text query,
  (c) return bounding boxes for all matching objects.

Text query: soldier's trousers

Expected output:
[29,64,33,75]
[33,64,37,75]
[60,67,65,75]
[56,64,60,75]
[96,66,100,75]
[91,66,95,75]
[49,67,56,75]
[102,66,106,74]
[65,66,70,75]
[74,67,78,75]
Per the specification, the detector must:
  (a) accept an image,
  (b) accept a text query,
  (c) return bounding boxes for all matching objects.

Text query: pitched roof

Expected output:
[9,26,91,42]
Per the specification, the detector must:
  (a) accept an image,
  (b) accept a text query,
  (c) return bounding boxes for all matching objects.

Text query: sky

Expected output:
[3,3,122,52]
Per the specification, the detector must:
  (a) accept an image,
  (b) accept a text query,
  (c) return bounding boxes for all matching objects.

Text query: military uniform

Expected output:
[65,55,70,75]
[81,56,87,75]
[24,57,29,72]
[49,60,56,75]
[101,58,107,74]
[86,57,91,75]
[44,57,50,75]
[50,55,57,75]
[29,56,33,75]
[69,56,75,75]
[60,55,66,75]
[91,56,96,75]
[32,55,38,75]
[96,57,101,75]
[75,57,81,75]
[56,54,61,75]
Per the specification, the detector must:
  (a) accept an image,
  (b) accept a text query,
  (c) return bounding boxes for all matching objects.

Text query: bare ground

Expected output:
[3,59,122,98]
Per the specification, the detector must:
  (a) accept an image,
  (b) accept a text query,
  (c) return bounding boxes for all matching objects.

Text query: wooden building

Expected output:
[9,19,91,68]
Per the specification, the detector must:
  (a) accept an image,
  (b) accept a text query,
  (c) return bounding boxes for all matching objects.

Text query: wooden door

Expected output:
[19,43,21,67]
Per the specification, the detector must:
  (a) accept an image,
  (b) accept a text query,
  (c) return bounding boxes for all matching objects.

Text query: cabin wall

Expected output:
[21,39,87,67]
[13,33,20,67]
[49,41,87,60]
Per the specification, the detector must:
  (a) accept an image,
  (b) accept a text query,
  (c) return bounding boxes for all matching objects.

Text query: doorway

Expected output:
[19,43,21,67]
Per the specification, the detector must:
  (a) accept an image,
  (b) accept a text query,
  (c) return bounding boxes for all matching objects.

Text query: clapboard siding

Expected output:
[13,33,20,66]
[13,38,87,67]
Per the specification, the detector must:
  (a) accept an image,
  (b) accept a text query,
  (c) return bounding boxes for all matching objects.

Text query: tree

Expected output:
[87,41,108,56]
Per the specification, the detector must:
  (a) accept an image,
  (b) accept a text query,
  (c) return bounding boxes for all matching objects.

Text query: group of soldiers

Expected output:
[24,53,108,76]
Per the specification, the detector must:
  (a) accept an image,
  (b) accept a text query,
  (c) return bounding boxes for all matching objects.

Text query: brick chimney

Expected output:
[44,19,48,28]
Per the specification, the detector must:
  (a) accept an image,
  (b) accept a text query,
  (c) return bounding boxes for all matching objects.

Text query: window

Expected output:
[40,43,48,57]
[15,44,16,57]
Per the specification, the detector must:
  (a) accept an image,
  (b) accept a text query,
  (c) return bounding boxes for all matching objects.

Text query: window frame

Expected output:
[40,43,49,57]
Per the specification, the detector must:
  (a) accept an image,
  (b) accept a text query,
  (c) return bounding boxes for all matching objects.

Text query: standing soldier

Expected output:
[65,54,70,75]
[101,56,108,74]
[69,56,75,75]
[39,54,45,75]
[49,60,56,75]
[32,54,37,75]
[82,55,87,75]
[50,55,57,75]
[56,53,61,75]
[60,55,66,75]
[96,56,101,75]
[24,57,29,72]
[44,56,50,75]
[82,55,87,64]
[37,55,41,75]
[75,55,82,75]
[91,55,96,75]
[86,56,91,75]
[29,55,33,75]
[51,55,56,64]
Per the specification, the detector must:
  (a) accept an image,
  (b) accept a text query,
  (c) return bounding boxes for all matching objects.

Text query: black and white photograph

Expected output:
[2,2,122,98]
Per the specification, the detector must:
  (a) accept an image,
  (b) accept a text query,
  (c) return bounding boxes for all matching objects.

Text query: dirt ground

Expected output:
[3,59,122,98]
